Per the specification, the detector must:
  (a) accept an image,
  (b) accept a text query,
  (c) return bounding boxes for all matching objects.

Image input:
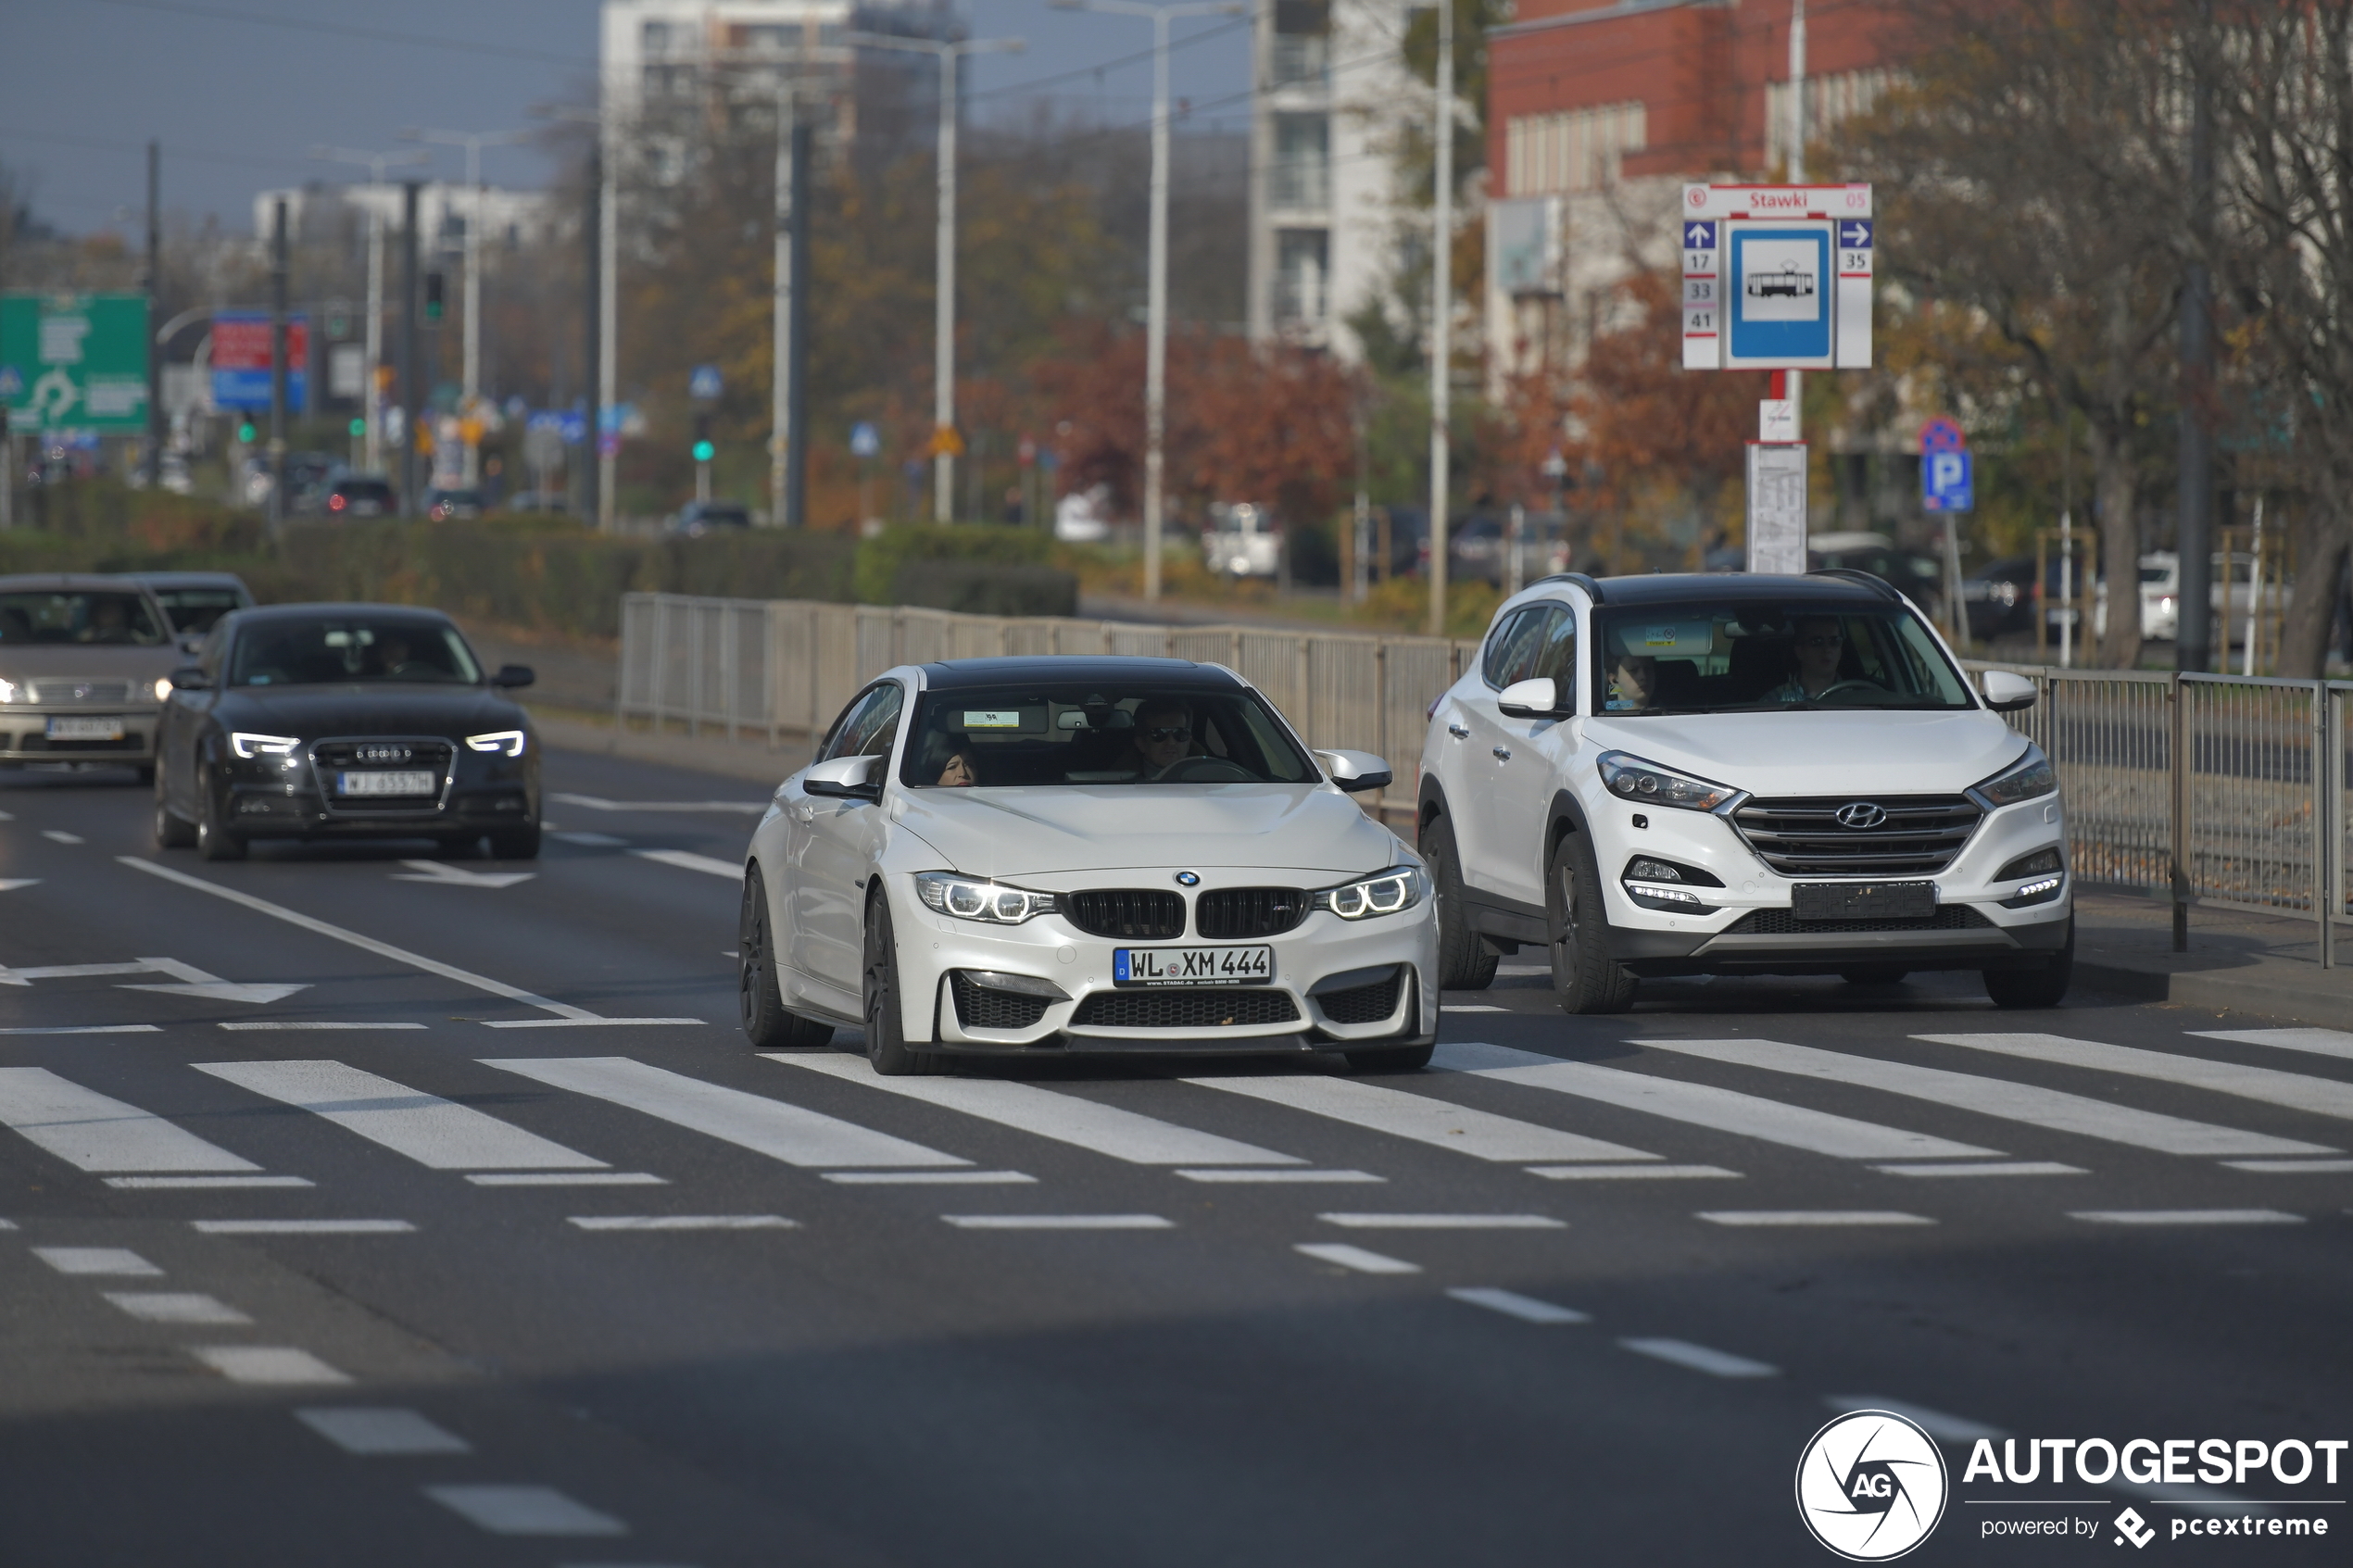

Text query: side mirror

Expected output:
[168,665,210,692]
[805,753,884,802]
[178,634,204,655]
[1496,676,1567,719]
[1982,670,2037,713]
[1315,748,1394,795]
[491,664,535,689]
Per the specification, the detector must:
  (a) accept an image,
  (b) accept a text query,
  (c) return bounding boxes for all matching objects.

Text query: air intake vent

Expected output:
[1315,969,1403,1024]
[1722,905,1992,936]
[1072,989,1299,1029]
[1065,889,1185,941]
[950,972,1053,1031]
[1730,795,1982,876]
[1195,887,1308,939]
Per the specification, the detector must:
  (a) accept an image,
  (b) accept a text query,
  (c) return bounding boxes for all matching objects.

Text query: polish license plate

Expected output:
[46,716,125,741]
[336,769,436,797]
[1791,881,1937,921]
[1113,945,1274,987]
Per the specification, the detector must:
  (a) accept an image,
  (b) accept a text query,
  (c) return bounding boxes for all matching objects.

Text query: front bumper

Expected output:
[888,871,1441,1055]
[0,707,161,762]
[213,745,537,839]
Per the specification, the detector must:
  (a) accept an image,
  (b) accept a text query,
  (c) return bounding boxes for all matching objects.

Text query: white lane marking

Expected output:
[629,848,741,879]
[102,1291,250,1324]
[822,1170,1036,1185]
[1443,1005,1508,1012]
[0,1066,262,1173]
[1447,1286,1590,1323]
[552,831,628,847]
[0,1025,161,1035]
[2070,1209,2305,1225]
[220,1022,428,1031]
[192,1346,351,1385]
[297,1407,472,1455]
[774,1053,1300,1167]
[489,1056,967,1169]
[466,1172,665,1187]
[1698,1210,1934,1226]
[0,879,40,892]
[32,1246,160,1276]
[120,857,600,1020]
[1294,1242,1420,1274]
[42,830,83,845]
[1183,1070,1653,1164]
[1317,1212,1565,1230]
[1918,1031,2353,1126]
[551,792,762,814]
[1529,1163,1741,1180]
[0,956,306,1009]
[1437,1042,1997,1160]
[1176,1168,1383,1184]
[568,1215,796,1231]
[480,1017,705,1028]
[1873,1161,2085,1178]
[2194,1027,2353,1061]
[2222,1158,2353,1173]
[391,860,536,889]
[194,1060,605,1172]
[191,1219,415,1235]
[424,1485,628,1537]
[1618,1337,1780,1378]
[107,1175,313,1189]
[1655,1036,2330,1159]
[940,1213,1174,1230]
[1821,1395,2006,1442]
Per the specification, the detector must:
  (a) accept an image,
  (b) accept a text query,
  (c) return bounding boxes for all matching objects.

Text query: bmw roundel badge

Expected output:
[1174,871,1201,886]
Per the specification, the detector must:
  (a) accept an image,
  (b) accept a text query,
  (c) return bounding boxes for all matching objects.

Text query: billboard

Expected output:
[0,292,152,432]
[211,311,309,413]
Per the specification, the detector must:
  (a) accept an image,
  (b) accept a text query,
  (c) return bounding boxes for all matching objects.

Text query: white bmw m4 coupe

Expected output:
[740,657,1441,1075]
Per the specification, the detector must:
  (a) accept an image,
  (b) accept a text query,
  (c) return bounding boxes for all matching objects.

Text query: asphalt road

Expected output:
[2,747,2348,1566]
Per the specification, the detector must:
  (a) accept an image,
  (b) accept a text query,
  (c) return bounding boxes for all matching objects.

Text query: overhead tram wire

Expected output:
[965,12,1249,106]
[0,125,317,174]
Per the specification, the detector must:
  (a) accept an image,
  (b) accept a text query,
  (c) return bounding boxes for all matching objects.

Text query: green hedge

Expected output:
[892,558,1078,618]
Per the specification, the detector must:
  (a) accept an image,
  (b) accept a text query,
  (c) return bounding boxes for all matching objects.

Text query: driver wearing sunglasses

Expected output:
[1768,616,1856,702]
[1124,696,1199,779]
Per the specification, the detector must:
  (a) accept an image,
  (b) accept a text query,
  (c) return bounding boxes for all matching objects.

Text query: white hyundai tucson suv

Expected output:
[1417,571,2070,1012]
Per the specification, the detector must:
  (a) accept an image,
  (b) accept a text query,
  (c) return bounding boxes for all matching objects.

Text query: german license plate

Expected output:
[337,769,435,797]
[1114,945,1274,987]
[46,716,125,741]
[1791,882,1937,921]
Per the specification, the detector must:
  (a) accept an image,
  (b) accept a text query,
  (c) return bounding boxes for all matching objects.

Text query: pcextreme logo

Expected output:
[1797,1410,1950,1561]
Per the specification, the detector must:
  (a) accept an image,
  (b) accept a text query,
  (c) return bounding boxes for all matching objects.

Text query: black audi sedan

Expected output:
[153,603,540,860]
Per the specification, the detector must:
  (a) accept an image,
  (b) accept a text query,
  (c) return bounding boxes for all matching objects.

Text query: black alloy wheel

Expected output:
[1549,832,1636,1014]
[195,765,246,861]
[739,866,831,1050]
[862,890,940,1076]
[1983,917,2074,1010]
[1420,815,1499,992]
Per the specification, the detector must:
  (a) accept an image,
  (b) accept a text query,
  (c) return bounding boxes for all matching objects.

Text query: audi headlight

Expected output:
[465,730,527,758]
[914,871,1060,924]
[1969,745,2057,809]
[1596,751,1742,812]
[230,732,302,759]
[1314,865,1428,920]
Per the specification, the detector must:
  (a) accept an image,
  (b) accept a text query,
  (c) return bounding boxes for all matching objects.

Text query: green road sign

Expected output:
[0,293,151,433]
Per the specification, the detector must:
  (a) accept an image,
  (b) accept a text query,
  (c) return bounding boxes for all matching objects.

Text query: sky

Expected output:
[0,0,1253,239]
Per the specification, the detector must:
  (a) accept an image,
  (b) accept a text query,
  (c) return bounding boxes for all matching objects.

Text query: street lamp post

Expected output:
[1051,0,1240,601]
[847,30,1024,524]
[313,146,429,475]
[1428,0,1454,637]
[405,127,530,489]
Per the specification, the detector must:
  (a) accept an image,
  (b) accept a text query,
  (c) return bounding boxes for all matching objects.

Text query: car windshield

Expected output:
[149,587,247,634]
[1593,601,1974,713]
[0,590,167,646]
[228,618,482,686]
[900,684,1318,788]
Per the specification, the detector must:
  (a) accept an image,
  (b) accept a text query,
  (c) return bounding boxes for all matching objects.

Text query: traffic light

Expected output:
[348,418,366,438]
[237,420,257,444]
[424,271,445,321]
[692,410,713,464]
[692,439,715,462]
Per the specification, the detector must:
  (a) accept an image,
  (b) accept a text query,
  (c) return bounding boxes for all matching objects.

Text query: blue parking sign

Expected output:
[1922,449,1973,512]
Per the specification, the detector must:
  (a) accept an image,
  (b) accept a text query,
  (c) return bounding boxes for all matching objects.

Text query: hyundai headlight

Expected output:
[1969,745,2057,809]
[1595,751,1742,812]
[1314,865,1428,920]
[230,732,302,759]
[465,730,527,758]
[914,871,1060,924]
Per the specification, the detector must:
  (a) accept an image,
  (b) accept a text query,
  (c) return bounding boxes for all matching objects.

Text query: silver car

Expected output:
[0,574,181,781]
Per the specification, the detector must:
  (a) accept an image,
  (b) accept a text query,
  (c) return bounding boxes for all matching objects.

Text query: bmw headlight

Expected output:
[1969,745,2057,809]
[465,730,527,758]
[1313,865,1428,920]
[230,732,302,759]
[914,871,1060,924]
[1596,751,1743,812]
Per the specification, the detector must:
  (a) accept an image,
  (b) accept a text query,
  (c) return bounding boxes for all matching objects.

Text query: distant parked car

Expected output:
[1807,531,1947,621]
[1962,554,2113,643]
[1202,502,1280,579]
[665,500,752,537]
[127,571,256,641]
[2139,551,2258,644]
[323,475,396,519]
[424,487,484,521]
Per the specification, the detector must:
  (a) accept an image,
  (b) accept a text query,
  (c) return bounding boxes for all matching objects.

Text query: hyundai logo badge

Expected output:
[1174,871,1201,886]
[1835,802,1888,830]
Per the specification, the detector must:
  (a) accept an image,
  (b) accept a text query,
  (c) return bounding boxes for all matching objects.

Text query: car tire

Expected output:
[1420,816,1499,992]
[740,867,832,1050]
[862,891,941,1076]
[1840,966,1909,987]
[195,768,245,861]
[487,824,541,860]
[1548,833,1636,1015]
[154,775,196,850]
[1341,1042,1437,1073]
[1983,918,2074,1010]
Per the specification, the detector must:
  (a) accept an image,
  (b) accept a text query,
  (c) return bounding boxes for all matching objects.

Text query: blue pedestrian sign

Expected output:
[688,364,723,402]
[1921,417,1972,512]
[849,420,881,458]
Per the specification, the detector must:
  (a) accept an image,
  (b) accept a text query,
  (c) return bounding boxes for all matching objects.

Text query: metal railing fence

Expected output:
[616,594,1480,824]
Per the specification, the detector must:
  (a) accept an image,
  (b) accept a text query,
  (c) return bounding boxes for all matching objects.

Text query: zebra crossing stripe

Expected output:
[1182,1070,1655,1164]
[1639,1037,2332,1159]
[1919,1033,2353,1126]
[2192,1028,2353,1062]
[195,1060,606,1171]
[0,1067,261,1173]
